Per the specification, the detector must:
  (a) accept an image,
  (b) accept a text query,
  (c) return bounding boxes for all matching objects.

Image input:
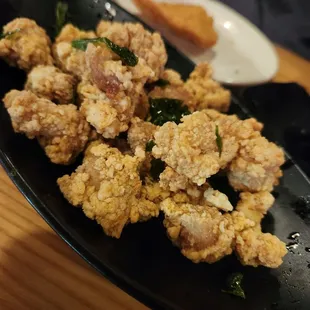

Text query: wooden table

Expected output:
[0,46,309,310]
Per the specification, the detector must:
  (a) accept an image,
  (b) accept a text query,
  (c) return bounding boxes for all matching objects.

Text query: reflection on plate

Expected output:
[116,0,279,85]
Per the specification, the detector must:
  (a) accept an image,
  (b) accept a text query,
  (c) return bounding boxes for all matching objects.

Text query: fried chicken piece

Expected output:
[96,21,167,81]
[203,109,263,141]
[236,191,274,229]
[228,137,285,192]
[25,65,76,104]
[3,90,90,164]
[148,69,197,110]
[235,229,287,268]
[161,198,241,263]
[184,63,231,112]
[53,24,96,79]
[133,0,218,48]
[159,166,192,192]
[152,111,238,185]
[0,18,53,70]
[203,188,233,212]
[127,117,158,152]
[57,142,158,238]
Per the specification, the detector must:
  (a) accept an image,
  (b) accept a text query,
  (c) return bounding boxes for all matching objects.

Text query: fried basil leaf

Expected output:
[145,140,156,152]
[222,272,246,299]
[72,37,138,66]
[149,97,190,126]
[55,1,68,35]
[215,125,223,157]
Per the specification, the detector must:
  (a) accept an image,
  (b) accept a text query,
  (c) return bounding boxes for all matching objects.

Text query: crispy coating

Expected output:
[161,198,251,263]
[236,191,274,229]
[25,65,76,104]
[53,24,96,79]
[127,117,158,152]
[161,198,286,267]
[3,90,90,164]
[133,0,218,48]
[159,167,192,192]
[148,69,196,110]
[184,63,231,112]
[0,18,53,70]
[57,142,158,238]
[235,229,287,268]
[203,188,233,212]
[152,111,238,185]
[96,21,167,81]
[228,137,285,192]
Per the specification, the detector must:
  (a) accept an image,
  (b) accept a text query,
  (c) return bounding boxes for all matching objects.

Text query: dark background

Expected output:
[221,0,310,60]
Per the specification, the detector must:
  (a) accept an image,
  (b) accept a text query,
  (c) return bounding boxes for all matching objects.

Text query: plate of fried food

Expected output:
[116,0,279,85]
[0,0,310,309]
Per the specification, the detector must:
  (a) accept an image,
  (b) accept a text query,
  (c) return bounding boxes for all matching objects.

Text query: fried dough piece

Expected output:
[53,24,96,79]
[96,21,167,81]
[3,90,90,164]
[25,65,76,104]
[57,142,158,238]
[152,111,238,185]
[184,63,231,112]
[0,18,53,70]
[133,0,217,48]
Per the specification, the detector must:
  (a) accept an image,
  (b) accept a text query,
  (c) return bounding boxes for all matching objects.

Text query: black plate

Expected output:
[1,1,310,309]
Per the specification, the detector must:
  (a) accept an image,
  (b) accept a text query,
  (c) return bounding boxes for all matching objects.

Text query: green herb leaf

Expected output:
[215,125,223,157]
[146,140,156,152]
[153,79,170,87]
[222,272,246,299]
[150,158,165,181]
[0,28,21,40]
[55,1,68,36]
[72,37,138,66]
[149,97,190,126]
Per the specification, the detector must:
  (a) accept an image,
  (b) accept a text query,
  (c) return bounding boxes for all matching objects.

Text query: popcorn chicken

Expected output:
[96,21,167,81]
[133,0,218,48]
[25,65,76,104]
[57,142,158,238]
[152,111,238,185]
[185,63,231,112]
[3,90,90,164]
[0,18,53,70]
[53,24,96,79]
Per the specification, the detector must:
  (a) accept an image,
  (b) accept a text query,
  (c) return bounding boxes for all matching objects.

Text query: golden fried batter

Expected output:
[149,69,197,110]
[53,24,96,79]
[25,65,76,104]
[57,142,158,238]
[96,21,167,81]
[235,229,287,268]
[152,111,238,185]
[0,18,53,70]
[3,90,90,164]
[228,137,285,192]
[236,191,274,229]
[184,63,231,112]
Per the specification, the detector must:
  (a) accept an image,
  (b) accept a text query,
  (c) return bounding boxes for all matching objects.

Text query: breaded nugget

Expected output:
[53,24,96,79]
[3,90,90,164]
[0,18,53,70]
[149,69,197,110]
[57,142,158,238]
[228,137,285,192]
[96,21,167,81]
[133,0,217,48]
[25,65,76,104]
[152,111,238,185]
[236,191,274,229]
[184,63,231,112]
